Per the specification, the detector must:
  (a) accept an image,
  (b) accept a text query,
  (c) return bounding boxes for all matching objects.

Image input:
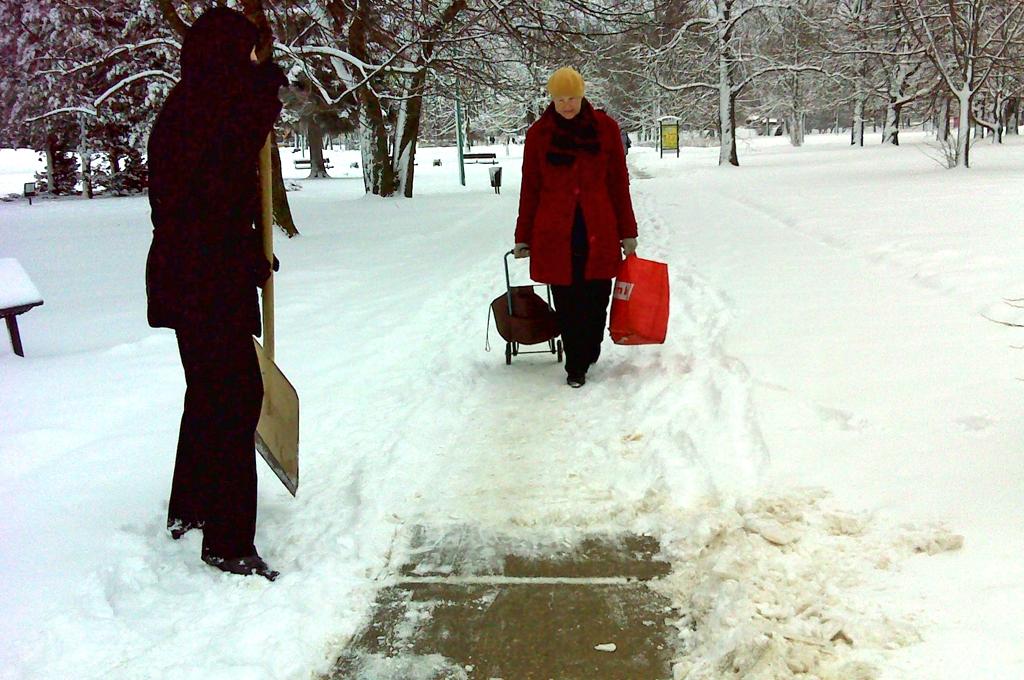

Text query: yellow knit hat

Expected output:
[547,67,585,98]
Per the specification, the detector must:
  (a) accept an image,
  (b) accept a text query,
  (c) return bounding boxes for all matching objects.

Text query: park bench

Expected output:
[293,158,333,170]
[464,152,497,164]
[0,258,44,357]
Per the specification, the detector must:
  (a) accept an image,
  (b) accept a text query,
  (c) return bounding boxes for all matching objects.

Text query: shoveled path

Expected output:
[327,527,678,680]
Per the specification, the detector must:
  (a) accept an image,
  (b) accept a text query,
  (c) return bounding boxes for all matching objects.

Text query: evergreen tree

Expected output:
[36,145,78,195]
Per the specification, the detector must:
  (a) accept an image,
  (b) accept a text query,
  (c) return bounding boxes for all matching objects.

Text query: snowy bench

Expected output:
[464,152,497,164]
[293,158,333,170]
[0,258,44,357]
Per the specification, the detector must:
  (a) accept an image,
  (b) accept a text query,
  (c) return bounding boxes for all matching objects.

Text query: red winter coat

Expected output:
[515,102,638,285]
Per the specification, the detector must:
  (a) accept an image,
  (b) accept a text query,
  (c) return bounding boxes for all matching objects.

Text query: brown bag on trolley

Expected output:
[490,286,559,345]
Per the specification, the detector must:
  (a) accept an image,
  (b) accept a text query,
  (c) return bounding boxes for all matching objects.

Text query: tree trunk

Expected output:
[936,96,950,140]
[78,120,93,199]
[80,148,93,198]
[306,119,331,178]
[787,72,804,147]
[881,100,901,145]
[994,97,1005,144]
[717,1,738,167]
[851,98,865,146]
[787,113,804,147]
[109,149,122,177]
[954,90,971,168]
[44,138,56,193]
[1006,97,1019,135]
[358,100,396,196]
[351,0,396,196]
[271,139,299,237]
[396,67,428,198]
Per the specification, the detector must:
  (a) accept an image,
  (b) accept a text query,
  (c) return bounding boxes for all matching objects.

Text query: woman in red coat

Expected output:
[514,67,638,387]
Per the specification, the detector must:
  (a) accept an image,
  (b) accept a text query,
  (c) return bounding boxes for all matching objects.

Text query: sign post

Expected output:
[455,95,466,187]
[659,116,680,159]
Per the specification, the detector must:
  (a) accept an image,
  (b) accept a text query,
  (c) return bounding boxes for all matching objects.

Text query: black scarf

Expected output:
[546,99,600,167]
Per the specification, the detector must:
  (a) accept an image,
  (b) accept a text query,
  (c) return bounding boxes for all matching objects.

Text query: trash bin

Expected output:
[489,166,502,195]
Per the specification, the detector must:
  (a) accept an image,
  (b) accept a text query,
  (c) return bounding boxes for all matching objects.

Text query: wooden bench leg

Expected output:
[5,315,24,357]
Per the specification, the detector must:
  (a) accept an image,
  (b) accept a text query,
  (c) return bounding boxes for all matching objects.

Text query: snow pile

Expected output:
[0,257,43,308]
[655,488,963,680]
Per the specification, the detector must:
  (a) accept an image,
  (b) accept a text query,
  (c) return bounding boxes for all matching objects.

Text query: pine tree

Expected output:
[36,146,78,194]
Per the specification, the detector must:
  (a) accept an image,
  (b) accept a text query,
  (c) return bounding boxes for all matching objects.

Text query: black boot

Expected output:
[202,547,279,581]
[566,372,586,388]
[168,518,204,540]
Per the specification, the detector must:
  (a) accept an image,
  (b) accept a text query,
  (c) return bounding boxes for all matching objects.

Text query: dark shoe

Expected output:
[168,518,204,540]
[202,548,279,581]
[566,372,586,388]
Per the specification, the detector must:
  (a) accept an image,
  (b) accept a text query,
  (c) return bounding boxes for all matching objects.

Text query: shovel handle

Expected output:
[259,134,275,360]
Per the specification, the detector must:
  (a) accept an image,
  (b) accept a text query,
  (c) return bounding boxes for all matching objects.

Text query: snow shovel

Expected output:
[254,134,300,496]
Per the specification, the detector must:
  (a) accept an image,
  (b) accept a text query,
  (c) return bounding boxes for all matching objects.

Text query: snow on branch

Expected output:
[26,107,98,123]
[35,38,181,78]
[734,64,830,96]
[25,70,178,124]
[276,44,419,76]
[94,70,179,108]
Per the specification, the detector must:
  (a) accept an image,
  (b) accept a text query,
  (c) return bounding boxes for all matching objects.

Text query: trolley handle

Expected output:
[504,249,516,316]
[504,247,533,315]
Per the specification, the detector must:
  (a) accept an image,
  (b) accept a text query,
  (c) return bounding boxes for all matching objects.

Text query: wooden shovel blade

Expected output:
[254,338,299,496]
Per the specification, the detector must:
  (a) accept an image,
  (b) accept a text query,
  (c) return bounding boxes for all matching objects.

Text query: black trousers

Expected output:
[170,325,263,558]
[552,252,613,376]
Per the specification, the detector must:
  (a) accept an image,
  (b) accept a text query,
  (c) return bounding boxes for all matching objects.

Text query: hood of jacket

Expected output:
[180,7,259,88]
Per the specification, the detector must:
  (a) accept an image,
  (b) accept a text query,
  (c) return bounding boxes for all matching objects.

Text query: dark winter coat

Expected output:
[515,100,638,285]
[146,7,286,334]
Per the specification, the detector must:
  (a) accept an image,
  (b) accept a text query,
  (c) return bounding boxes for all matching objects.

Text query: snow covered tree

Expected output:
[0,0,176,196]
[0,1,94,193]
[634,0,827,166]
[896,0,1024,167]
[751,2,838,147]
[876,5,935,145]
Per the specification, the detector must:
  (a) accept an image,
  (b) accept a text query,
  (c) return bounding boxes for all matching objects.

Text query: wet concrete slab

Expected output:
[327,528,678,680]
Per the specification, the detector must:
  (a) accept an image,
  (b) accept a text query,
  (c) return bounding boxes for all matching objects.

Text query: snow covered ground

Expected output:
[0,131,1021,679]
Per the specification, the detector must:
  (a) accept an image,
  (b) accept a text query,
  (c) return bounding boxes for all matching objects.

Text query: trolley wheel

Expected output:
[505,342,512,365]
[556,339,564,363]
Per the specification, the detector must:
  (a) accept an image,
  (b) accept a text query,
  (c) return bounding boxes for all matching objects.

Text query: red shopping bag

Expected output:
[609,255,669,345]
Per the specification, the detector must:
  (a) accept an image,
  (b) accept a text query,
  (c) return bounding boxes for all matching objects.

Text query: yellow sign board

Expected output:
[661,125,678,149]
[660,119,680,158]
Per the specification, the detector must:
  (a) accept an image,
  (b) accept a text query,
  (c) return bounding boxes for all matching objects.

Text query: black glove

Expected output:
[272,254,280,272]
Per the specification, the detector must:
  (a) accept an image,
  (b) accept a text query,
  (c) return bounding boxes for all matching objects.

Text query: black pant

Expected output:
[170,326,263,558]
[552,252,613,376]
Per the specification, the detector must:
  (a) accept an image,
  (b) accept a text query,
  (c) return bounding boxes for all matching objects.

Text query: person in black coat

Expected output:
[146,7,286,581]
